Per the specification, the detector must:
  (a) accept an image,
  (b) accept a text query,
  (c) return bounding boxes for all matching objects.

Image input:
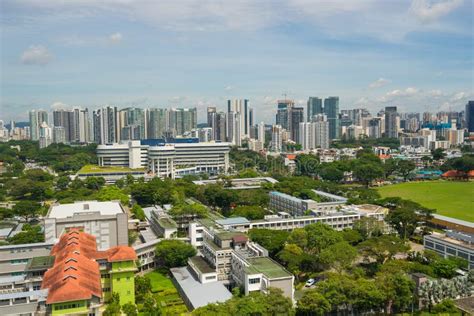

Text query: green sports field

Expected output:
[376,180,474,222]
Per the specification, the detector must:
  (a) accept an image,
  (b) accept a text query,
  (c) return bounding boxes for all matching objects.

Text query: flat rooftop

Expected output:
[158,217,178,229]
[215,217,250,226]
[48,201,125,219]
[189,256,215,274]
[27,256,55,271]
[427,231,474,250]
[245,257,292,279]
[78,164,145,174]
[170,266,232,310]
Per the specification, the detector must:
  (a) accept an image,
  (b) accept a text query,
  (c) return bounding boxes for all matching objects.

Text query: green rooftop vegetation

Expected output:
[245,257,292,279]
[215,231,247,241]
[27,255,55,271]
[77,164,145,174]
[189,256,215,274]
[157,217,178,229]
[144,270,188,315]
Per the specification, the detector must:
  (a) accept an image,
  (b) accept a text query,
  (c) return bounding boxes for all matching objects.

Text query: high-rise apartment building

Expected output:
[271,125,283,152]
[466,101,474,133]
[257,122,265,144]
[39,122,52,148]
[385,106,398,138]
[227,111,241,146]
[368,118,382,139]
[147,108,167,139]
[323,97,340,140]
[93,106,120,144]
[29,110,49,141]
[215,112,227,141]
[227,99,251,138]
[307,97,323,121]
[169,108,197,136]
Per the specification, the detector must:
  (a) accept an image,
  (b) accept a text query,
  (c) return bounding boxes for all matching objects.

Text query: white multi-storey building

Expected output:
[97,140,231,178]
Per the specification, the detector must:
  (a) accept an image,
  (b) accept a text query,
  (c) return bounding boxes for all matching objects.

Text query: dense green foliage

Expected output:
[155,240,197,268]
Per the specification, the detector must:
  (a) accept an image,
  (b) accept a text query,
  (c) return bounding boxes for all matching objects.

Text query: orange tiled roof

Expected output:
[468,170,474,177]
[442,170,463,177]
[41,228,137,304]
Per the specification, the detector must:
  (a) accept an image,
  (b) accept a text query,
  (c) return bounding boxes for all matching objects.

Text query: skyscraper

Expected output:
[289,107,304,142]
[314,114,329,149]
[466,101,474,133]
[275,99,294,130]
[323,97,340,140]
[53,109,75,142]
[215,112,227,142]
[227,111,241,146]
[93,106,120,144]
[227,99,251,138]
[385,106,398,138]
[257,122,265,144]
[307,97,323,121]
[147,108,167,139]
[39,122,52,148]
[29,110,48,141]
[368,118,382,139]
[271,125,283,152]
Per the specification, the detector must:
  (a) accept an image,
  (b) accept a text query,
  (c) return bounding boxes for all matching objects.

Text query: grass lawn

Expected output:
[144,270,188,315]
[376,180,474,222]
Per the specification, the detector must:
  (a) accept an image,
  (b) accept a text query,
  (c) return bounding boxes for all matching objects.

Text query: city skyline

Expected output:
[1,0,473,122]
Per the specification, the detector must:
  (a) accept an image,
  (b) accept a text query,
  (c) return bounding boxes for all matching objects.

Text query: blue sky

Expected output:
[1,0,473,123]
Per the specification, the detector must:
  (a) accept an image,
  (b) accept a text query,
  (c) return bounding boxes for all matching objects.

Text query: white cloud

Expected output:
[368,78,390,89]
[224,85,233,91]
[50,101,70,110]
[168,96,187,104]
[410,0,463,23]
[108,32,123,44]
[20,45,53,65]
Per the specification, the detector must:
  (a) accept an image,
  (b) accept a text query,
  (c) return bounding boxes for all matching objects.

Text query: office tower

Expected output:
[275,99,294,130]
[289,107,304,142]
[226,111,241,146]
[466,101,474,133]
[323,97,340,140]
[169,108,197,136]
[52,126,66,144]
[39,122,52,148]
[249,108,254,128]
[147,108,167,139]
[271,125,283,152]
[257,122,265,144]
[29,110,48,141]
[93,106,120,144]
[215,112,227,141]
[368,118,382,138]
[227,99,251,138]
[307,97,323,121]
[385,106,398,138]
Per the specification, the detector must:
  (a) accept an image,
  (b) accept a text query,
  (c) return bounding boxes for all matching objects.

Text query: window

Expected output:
[249,278,260,284]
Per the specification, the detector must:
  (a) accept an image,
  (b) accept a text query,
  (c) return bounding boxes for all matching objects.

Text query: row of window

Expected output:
[54,302,85,310]
[10,259,29,264]
[249,278,261,284]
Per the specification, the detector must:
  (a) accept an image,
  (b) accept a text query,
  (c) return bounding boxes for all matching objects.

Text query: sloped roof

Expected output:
[41,228,137,304]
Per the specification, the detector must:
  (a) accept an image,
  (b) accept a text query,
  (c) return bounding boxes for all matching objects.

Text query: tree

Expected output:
[142,293,160,315]
[231,205,266,220]
[396,160,416,181]
[431,148,446,161]
[376,271,414,314]
[84,176,106,190]
[56,176,70,190]
[131,204,145,221]
[340,229,363,245]
[386,208,418,240]
[303,222,343,254]
[432,299,458,314]
[122,302,137,316]
[103,292,121,316]
[297,290,330,316]
[12,200,42,221]
[248,229,289,256]
[320,241,357,273]
[358,235,408,265]
[96,186,129,205]
[353,162,384,187]
[318,165,344,182]
[170,202,208,219]
[432,258,458,278]
[135,275,151,302]
[7,224,44,244]
[155,239,197,268]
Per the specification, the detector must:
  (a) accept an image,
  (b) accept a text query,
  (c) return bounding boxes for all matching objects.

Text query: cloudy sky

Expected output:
[1,0,473,123]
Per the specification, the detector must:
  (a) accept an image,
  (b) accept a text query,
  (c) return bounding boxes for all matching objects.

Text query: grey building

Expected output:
[44,201,129,250]
[147,108,167,139]
[307,97,323,121]
[289,107,304,143]
[424,230,473,269]
[466,101,474,132]
[385,106,398,138]
[324,97,340,140]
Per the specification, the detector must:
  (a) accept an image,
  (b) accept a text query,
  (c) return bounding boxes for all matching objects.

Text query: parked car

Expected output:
[305,278,315,287]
